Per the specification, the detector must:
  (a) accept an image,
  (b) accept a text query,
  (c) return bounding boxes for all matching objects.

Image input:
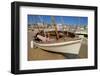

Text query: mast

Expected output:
[73,17,79,33]
[35,16,40,32]
[61,17,68,37]
[51,16,59,40]
[38,16,46,37]
[61,17,64,31]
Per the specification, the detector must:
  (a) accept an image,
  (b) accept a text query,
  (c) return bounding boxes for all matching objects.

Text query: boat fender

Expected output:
[30,40,33,48]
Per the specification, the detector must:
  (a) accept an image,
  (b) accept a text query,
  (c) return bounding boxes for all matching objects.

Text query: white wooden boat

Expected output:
[33,39,83,54]
[31,16,84,55]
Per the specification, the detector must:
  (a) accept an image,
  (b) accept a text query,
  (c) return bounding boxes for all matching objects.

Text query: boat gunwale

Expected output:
[33,39,82,47]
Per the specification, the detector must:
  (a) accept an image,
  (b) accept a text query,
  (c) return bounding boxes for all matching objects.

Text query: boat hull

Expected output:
[33,39,83,54]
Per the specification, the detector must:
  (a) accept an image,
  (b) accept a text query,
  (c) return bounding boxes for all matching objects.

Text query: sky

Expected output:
[28,15,88,26]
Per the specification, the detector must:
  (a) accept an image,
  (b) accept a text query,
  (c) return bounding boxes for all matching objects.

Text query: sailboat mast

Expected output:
[35,16,40,32]
[61,17,68,37]
[38,16,46,37]
[51,16,59,40]
[73,17,79,33]
[61,17,64,30]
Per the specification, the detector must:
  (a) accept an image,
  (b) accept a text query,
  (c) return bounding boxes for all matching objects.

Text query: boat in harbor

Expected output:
[31,16,83,55]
